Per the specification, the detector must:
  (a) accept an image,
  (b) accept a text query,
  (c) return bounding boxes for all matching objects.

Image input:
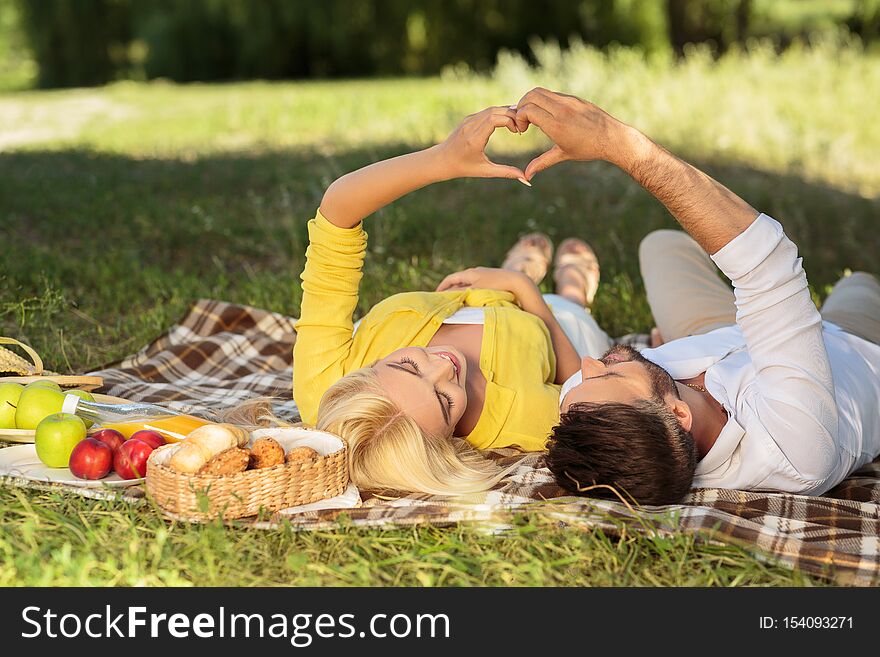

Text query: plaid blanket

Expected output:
[9,299,880,585]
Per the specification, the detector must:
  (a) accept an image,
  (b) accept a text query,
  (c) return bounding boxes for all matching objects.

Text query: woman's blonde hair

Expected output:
[316,366,515,496]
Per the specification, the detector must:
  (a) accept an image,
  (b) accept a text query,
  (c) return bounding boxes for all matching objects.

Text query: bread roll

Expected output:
[250,437,285,469]
[198,447,251,476]
[168,423,251,474]
[285,446,319,465]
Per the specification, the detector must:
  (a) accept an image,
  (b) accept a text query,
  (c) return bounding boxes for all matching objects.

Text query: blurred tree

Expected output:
[666,0,752,56]
[580,0,669,52]
[848,0,880,43]
[15,0,860,87]
[133,0,236,82]
[17,0,130,87]
[0,0,35,89]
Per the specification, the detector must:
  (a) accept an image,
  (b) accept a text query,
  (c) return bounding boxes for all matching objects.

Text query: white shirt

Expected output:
[561,214,880,495]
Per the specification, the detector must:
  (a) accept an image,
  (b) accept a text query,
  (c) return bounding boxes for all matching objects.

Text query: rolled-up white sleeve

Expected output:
[710,214,839,485]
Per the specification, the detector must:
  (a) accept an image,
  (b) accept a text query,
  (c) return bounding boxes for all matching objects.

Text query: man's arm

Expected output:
[514,87,758,254]
[515,88,839,485]
[615,134,758,255]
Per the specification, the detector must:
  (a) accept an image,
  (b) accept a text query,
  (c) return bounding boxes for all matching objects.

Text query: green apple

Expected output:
[34,413,87,467]
[63,389,95,428]
[14,383,65,430]
[26,380,62,392]
[0,382,24,429]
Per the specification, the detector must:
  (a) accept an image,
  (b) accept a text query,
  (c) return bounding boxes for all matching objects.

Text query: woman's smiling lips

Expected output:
[435,350,462,381]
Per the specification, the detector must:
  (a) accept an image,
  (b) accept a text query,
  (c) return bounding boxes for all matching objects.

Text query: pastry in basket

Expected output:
[250,436,285,469]
[286,445,319,464]
[146,427,348,521]
[168,423,250,474]
[198,447,251,475]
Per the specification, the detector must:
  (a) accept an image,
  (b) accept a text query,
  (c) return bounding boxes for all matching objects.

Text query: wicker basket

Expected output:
[145,427,349,521]
[0,337,102,390]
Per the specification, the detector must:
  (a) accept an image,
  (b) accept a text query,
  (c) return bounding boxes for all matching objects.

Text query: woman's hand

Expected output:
[438,265,580,383]
[319,105,528,230]
[436,267,536,300]
[436,107,528,183]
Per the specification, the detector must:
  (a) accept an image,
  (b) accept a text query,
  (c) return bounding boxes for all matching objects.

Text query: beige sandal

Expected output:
[501,232,553,285]
[553,238,600,307]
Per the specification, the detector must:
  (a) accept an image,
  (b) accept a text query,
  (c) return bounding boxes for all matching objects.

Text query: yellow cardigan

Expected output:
[293,211,560,451]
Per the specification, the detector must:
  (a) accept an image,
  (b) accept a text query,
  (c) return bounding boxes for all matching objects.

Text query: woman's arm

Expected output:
[320,107,526,229]
[436,267,582,383]
[518,288,583,384]
[295,106,527,422]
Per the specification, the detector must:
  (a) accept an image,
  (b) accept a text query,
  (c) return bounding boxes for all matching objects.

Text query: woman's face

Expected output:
[373,345,468,436]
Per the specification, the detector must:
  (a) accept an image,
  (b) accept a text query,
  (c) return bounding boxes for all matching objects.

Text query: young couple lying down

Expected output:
[294,88,880,505]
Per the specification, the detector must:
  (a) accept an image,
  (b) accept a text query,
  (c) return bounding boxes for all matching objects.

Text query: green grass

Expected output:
[2,39,878,586]
[0,487,819,587]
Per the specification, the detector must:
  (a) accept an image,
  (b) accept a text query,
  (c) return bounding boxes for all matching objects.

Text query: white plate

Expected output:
[0,444,144,488]
[0,393,130,444]
[249,426,346,455]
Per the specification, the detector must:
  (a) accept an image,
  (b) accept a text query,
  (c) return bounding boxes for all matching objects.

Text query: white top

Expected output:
[561,214,880,495]
[442,307,486,325]
[353,306,485,336]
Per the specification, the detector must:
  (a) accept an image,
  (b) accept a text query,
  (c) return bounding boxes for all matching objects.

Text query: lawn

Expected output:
[2,38,877,586]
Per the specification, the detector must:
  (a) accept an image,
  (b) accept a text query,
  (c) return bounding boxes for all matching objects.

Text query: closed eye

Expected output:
[399,356,420,374]
[435,390,452,425]
[438,389,454,409]
[385,358,452,426]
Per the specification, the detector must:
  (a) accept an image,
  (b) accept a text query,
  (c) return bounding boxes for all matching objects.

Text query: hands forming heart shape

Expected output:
[438,87,627,184]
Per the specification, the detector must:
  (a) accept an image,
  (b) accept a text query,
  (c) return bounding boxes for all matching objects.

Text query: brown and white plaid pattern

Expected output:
[4,299,879,585]
[92,299,302,420]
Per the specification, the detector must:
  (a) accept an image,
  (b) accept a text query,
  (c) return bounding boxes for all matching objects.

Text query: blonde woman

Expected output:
[293,106,611,496]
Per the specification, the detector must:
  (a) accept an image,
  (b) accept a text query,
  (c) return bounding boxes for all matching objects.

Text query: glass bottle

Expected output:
[61,394,214,442]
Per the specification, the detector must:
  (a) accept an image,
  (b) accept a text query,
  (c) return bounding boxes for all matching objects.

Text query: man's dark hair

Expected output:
[547,399,697,505]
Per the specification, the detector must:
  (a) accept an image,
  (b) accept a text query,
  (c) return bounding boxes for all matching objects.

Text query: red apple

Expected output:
[69,438,113,480]
[114,440,154,479]
[128,429,166,450]
[91,428,125,453]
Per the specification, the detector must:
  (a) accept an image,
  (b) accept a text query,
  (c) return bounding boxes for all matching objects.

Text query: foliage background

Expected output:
[2,0,879,89]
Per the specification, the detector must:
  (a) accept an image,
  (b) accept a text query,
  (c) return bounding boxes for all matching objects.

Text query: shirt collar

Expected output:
[559,370,582,409]
[641,326,746,380]
[695,414,745,475]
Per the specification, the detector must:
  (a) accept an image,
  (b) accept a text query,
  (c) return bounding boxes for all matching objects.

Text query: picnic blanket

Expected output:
[7,299,880,585]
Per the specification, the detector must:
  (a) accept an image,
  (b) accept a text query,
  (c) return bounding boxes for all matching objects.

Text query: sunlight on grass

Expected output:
[0,488,821,587]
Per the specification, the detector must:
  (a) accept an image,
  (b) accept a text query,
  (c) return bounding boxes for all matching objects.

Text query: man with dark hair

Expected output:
[513,87,880,505]
[550,345,698,505]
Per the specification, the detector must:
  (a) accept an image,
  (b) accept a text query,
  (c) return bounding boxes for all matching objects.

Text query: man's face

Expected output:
[559,345,678,413]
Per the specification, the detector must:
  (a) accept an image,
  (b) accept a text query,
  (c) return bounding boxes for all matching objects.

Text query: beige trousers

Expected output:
[638,229,880,345]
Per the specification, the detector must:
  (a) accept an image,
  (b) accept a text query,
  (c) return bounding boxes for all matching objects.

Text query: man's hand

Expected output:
[514,87,757,254]
[513,87,634,181]
[436,106,527,182]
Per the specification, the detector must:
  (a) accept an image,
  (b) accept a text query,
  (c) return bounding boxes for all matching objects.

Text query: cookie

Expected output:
[285,446,319,465]
[250,437,285,469]
[197,447,251,476]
